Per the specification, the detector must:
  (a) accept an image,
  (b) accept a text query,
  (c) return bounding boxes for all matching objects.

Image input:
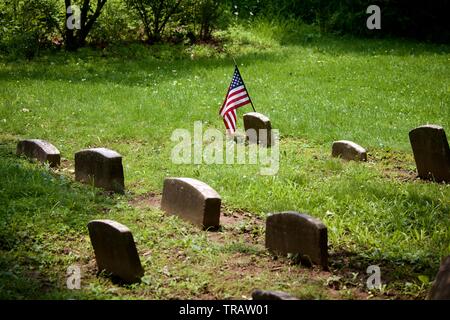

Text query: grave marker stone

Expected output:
[252,289,299,300]
[332,140,367,161]
[265,211,328,268]
[243,112,273,147]
[75,148,124,192]
[161,177,221,229]
[409,125,450,182]
[87,219,144,284]
[16,139,60,167]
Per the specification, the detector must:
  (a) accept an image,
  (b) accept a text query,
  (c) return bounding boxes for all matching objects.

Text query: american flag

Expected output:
[219,66,252,134]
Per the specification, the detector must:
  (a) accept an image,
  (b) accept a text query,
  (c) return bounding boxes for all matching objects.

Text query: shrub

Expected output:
[124,0,183,44]
[0,0,61,58]
[88,0,138,45]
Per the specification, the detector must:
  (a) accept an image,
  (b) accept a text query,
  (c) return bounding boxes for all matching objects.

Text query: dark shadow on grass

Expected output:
[282,33,450,56]
[1,36,448,90]
[97,270,141,287]
[0,142,118,299]
[204,225,221,232]
[0,255,101,299]
[328,248,435,299]
[363,182,450,223]
[0,43,283,88]
[324,178,449,295]
[271,22,450,56]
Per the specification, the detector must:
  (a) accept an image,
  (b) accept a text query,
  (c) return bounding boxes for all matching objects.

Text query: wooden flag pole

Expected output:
[232,58,257,113]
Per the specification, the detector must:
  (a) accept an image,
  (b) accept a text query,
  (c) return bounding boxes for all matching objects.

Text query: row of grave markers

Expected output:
[16,140,125,192]
[14,118,450,299]
[239,113,450,185]
[89,184,328,285]
[16,120,450,183]
[333,124,450,183]
[85,178,450,300]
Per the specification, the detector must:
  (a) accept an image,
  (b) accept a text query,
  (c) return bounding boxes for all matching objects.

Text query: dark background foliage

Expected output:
[228,0,449,42]
[0,0,448,58]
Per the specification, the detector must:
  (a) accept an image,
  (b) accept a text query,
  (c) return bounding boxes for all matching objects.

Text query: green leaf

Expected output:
[418,275,429,284]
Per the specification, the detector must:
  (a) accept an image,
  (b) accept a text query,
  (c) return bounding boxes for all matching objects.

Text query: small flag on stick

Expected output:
[219,65,255,134]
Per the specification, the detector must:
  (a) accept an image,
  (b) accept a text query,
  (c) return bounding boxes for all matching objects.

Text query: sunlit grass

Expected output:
[0,21,449,299]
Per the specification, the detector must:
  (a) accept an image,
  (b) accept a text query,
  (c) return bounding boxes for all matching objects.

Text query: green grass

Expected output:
[0,20,449,299]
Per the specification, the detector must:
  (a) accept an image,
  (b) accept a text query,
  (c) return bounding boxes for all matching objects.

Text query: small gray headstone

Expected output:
[75,148,124,193]
[265,211,328,268]
[243,112,273,147]
[332,140,367,161]
[428,256,450,300]
[16,139,60,167]
[409,125,450,182]
[87,219,144,284]
[252,289,299,300]
[161,177,221,228]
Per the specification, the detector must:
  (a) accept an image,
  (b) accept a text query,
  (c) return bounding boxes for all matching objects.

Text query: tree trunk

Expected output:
[64,0,107,51]
[65,0,77,51]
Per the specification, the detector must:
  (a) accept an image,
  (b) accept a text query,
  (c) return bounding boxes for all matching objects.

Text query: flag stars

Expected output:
[230,71,243,89]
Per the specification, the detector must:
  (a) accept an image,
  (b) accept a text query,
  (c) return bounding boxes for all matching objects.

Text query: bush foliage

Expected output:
[0,0,448,57]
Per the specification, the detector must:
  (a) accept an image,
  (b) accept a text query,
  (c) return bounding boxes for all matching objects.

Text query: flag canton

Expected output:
[230,68,244,90]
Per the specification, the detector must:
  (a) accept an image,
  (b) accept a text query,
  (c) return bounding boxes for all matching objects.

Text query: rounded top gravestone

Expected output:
[87,219,144,284]
[16,139,60,167]
[265,211,328,269]
[75,147,125,193]
[243,112,273,147]
[332,140,367,162]
[161,177,221,229]
[75,148,122,162]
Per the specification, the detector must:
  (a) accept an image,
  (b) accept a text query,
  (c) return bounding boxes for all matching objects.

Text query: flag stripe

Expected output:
[221,97,250,116]
[229,109,236,124]
[226,90,248,107]
[227,88,246,100]
[219,87,247,115]
[221,95,250,115]
[224,113,235,131]
[224,109,235,129]
[227,85,245,97]
[230,109,236,128]
[228,110,236,130]
[231,108,237,121]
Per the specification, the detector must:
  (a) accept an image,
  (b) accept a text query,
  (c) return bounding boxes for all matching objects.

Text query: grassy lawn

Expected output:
[0,22,449,299]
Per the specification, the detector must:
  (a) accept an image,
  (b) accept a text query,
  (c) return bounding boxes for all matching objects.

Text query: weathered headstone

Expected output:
[252,289,299,300]
[265,211,328,268]
[87,219,144,284]
[16,139,60,167]
[161,177,221,229]
[75,148,124,193]
[409,125,450,182]
[428,256,450,300]
[332,140,367,161]
[243,112,273,147]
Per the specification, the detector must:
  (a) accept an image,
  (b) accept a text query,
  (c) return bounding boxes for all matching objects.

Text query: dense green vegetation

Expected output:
[1,0,448,59]
[1,20,449,299]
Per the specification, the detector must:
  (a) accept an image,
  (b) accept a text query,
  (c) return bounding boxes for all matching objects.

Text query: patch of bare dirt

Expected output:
[382,168,417,182]
[54,158,75,175]
[129,192,161,209]
[206,209,265,245]
[220,253,286,276]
